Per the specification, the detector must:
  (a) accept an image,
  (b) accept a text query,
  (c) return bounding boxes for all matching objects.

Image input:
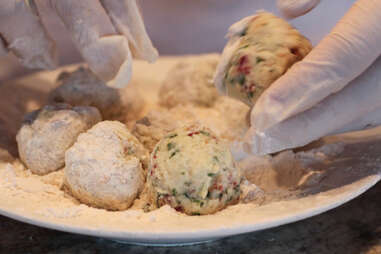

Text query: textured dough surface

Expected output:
[49,67,145,123]
[64,121,147,211]
[147,125,242,215]
[216,11,312,106]
[159,54,220,108]
[16,104,101,175]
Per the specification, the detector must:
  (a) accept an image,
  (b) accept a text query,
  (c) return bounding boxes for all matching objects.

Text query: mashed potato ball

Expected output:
[159,54,220,108]
[64,121,148,211]
[147,125,242,215]
[49,67,145,123]
[215,11,312,106]
[16,104,101,175]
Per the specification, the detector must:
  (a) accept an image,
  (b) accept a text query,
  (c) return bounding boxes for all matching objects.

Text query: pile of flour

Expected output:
[1,127,380,228]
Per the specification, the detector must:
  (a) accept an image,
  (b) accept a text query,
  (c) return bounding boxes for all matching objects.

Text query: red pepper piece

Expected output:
[175,206,184,212]
[238,55,251,75]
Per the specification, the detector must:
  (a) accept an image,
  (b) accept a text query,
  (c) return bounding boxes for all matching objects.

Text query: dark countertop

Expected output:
[1,182,381,254]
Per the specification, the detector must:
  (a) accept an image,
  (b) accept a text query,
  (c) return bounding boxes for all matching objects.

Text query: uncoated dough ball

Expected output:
[159,54,220,108]
[65,121,148,211]
[147,125,242,215]
[16,104,101,175]
[216,11,312,106]
[49,67,145,122]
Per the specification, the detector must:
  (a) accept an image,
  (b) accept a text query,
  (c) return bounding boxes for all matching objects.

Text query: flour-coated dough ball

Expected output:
[159,54,220,108]
[16,104,101,175]
[65,121,148,211]
[147,125,242,215]
[49,67,145,123]
[133,98,249,153]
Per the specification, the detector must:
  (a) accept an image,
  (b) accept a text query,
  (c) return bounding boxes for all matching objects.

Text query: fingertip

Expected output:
[277,0,320,19]
[83,35,133,88]
[105,57,133,88]
[100,0,158,63]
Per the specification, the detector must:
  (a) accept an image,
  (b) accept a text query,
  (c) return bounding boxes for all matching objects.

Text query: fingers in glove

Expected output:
[277,0,320,19]
[0,0,57,69]
[235,56,381,158]
[100,0,158,62]
[49,0,132,88]
[252,0,381,133]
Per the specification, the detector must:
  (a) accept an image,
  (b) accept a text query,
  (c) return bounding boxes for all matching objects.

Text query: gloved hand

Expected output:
[233,0,381,159]
[0,0,158,88]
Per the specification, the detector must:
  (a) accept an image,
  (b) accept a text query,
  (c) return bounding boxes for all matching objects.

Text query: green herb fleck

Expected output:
[169,149,180,159]
[154,146,160,155]
[200,201,204,207]
[184,193,201,203]
[167,142,175,151]
[181,172,185,175]
[199,130,210,136]
[172,188,177,196]
[191,212,201,216]
[184,181,192,187]
[167,133,178,139]
[248,91,254,98]
[126,147,135,155]
[237,74,246,85]
[239,44,250,50]
[208,173,216,177]
[213,156,219,162]
[256,57,265,63]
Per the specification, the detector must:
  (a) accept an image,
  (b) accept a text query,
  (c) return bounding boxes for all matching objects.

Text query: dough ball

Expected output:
[159,54,220,108]
[49,67,145,123]
[65,121,148,211]
[147,125,242,215]
[133,99,249,152]
[218,12,312,106]
[16,104,101,175]
[132,109,181,153]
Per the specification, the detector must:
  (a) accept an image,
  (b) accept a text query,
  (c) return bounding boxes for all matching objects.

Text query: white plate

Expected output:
[0,56,380,245]
[0,174,379,245]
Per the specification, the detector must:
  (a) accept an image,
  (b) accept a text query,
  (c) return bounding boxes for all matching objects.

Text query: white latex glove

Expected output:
[0,0,158,88]
[233,0,381,159]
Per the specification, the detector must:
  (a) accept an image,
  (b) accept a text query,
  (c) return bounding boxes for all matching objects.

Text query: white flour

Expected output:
[1,131,380,232]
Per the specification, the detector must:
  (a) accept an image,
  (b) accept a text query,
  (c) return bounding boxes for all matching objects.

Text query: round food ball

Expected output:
[215,11,312,106]
[159,54,220,108]
[49,67,145,123]
[147,125,242,215]
[65,121,148,211]
[16,104,101,175]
